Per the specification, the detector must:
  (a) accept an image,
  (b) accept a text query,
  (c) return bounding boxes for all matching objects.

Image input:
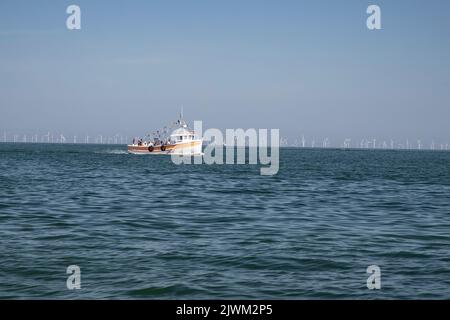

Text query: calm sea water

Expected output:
[0,143,449,299]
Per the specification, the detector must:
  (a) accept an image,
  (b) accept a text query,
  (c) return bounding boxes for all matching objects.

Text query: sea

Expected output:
[0,143,449,299]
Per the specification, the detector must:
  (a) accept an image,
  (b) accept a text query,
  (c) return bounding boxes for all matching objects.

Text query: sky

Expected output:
[0,0,449,144]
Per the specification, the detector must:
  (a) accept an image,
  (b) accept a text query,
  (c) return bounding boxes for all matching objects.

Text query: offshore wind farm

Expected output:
[280,135,450,151]
[4,130,449,152]
[1,131,129,145]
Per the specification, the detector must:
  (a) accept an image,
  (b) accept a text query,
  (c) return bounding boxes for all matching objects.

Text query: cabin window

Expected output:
[179,136,183,140]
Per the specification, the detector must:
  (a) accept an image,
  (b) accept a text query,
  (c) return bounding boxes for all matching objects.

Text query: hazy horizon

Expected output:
[1,0,450,144]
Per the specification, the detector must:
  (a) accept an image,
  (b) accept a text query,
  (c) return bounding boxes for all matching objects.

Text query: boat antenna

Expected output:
[179,105,187,127]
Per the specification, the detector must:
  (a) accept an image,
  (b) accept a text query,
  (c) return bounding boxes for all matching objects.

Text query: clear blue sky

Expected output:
[1,0,449,143]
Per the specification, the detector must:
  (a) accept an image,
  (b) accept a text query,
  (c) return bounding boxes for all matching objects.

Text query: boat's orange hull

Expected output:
[127,141,202,154]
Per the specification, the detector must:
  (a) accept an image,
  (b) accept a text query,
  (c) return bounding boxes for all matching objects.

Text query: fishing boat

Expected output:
[127,111,202,155]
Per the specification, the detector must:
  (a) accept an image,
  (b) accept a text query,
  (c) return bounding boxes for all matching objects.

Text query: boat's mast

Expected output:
[179,105,187,127]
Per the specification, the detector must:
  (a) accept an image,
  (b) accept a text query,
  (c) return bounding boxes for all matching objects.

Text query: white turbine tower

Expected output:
[60,134,66,143]
[301,135,306,148]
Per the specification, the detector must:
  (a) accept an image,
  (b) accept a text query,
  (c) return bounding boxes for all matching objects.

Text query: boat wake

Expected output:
[97,149,129,155]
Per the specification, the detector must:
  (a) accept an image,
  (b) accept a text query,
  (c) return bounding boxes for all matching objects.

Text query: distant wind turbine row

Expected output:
[2,130,449,151]
[1,131,129,145]
[279,134,450,151]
